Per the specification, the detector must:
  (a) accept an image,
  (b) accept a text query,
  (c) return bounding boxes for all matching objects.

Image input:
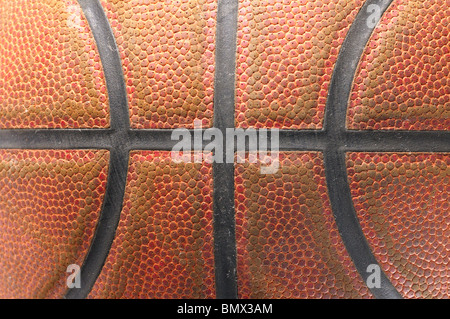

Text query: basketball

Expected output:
[0,0,448,299]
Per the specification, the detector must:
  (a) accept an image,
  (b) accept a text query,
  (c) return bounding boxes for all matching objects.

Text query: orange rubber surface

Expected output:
[235,0,364,129]
[348,0,450,130]
[347,153,449,298]
[0,0,110,128]
[101,0,216,129]
[89,151,215,298]
[235,152,372,298]
[0,149,109,298]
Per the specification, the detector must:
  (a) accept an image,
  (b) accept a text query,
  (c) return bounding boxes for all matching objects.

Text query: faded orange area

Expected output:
[101,0,216,129]
[348,153,449,298]
[235,152,372,298]
[89,151,215,298]
[0,149,109,298]
[348,0,450,130]
[236,0,364,129]
[0,0,109,128]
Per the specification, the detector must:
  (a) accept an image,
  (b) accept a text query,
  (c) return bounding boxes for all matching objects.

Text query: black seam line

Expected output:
[342,131,450,152]
[212,0,239,299]
[324,0,403,299]
[0,0,446,300]
[1,129,448,152]
[65,0,130,299]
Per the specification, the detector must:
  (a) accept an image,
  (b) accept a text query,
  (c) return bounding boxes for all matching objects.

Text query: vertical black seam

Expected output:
[1,0,447,300]
[212,0,239,299]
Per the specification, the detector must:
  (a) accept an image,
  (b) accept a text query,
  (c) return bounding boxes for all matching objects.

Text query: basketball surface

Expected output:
[0,0,448,299]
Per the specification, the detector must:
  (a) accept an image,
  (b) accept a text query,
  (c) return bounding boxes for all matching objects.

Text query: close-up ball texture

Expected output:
[89,151,215,298]
[235,152,372,298]
[102,0,216,129]
[347,152,449,298]
[0,149,109,298]
[0,0,109,128]
[0,0,448,299]
[348,0,450,130]
[235,0,365,129]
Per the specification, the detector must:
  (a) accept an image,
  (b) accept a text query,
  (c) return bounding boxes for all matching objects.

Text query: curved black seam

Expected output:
[0,0,448,301]
[64,0,130,299]
[323,0,402,299]
[0,0,446,300]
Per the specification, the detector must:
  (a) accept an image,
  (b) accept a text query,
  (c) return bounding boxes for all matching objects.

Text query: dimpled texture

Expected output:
[0,0,110,128]
[89,151,215,298]
[101,0,216,129]
[347,153,450,298]
[0,150,109,298]
[235,0,364,129]
[348,0,450,130]
[235,152,372,298]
